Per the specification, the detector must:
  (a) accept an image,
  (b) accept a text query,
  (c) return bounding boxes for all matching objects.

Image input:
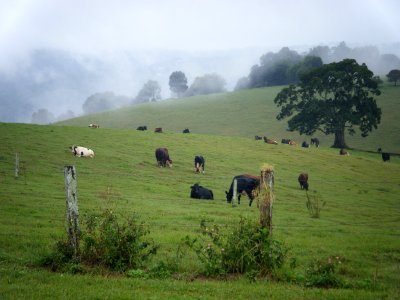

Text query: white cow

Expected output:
[71,145,95,158]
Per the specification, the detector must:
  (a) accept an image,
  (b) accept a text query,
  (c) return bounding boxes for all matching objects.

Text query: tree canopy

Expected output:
[134,80,161,103]
[169,71,188,97]
[386,69,400,86]
[185,73,226,96]
[274,59,381,149]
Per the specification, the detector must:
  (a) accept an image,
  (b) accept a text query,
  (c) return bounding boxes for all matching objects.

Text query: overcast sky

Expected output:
[1,0,399,58]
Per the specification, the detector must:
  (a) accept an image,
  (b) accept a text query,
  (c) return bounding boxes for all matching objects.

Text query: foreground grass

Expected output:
[0,123,399,299]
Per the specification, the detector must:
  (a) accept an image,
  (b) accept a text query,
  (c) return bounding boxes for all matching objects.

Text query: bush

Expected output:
[305,256,345,288]
[183,218,288,278]
[306,191,326,218]
[40,210,159,273]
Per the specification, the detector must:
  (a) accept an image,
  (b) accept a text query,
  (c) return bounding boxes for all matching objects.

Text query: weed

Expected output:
[305,256,345,288]
[305,191,326,218]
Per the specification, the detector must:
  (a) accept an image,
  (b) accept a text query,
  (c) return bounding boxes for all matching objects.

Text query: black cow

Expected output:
[137,126,147,131]
[183,128,190,133]
[255,135,263,140]
[382,152,390,162]
[194,155,205,173]
[281,138,290,144]
[225,174,260,206]
[190,183,213,200]
[302,141,310,148]
[310,138,320,147]
[155,148,172,167]
[298,173,309,190]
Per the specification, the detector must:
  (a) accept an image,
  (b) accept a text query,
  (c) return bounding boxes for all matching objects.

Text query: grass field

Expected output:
[58,83,400,153]
[0,122,399,299]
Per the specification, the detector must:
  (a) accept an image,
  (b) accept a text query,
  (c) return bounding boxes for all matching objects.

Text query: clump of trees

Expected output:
[274,59,381,149]
[185,73,226,97]
[83,92,131,115]
[133,80,162,103]
[169,71,188,97]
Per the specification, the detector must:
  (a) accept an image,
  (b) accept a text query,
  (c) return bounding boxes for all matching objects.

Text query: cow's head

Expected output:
[225,190,233,203]
[166,159,173,168]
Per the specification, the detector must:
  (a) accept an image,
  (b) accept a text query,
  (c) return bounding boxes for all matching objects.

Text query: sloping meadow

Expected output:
[0,123,399,298]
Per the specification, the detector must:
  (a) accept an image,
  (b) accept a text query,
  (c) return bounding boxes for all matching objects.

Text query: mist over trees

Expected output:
[133,80,162,103]
[238,42,400,90]
[31,108,55,124]
[185,73,226,96]
[169,71,188,97]
[83,92,131,115]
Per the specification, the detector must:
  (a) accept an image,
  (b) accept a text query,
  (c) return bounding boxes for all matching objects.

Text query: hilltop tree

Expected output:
[274,59,381,149]
[134,80,161,103]
[31,108,55,124]
[185,73,226,96]
[169,71,188,97]
[386,69,400,86]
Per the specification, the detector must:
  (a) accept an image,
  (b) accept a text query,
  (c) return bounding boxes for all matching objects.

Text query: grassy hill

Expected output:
[0,122,399,299]
[58,84,400,153]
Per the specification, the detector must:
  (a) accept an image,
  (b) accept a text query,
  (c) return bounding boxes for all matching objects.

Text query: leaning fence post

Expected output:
[259,165,274,235]
[15,152,19,178]
[64,165,80,257]
[232,178,238,206]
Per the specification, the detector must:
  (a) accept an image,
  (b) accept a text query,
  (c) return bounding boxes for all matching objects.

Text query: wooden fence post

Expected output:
[15,152,19,178]
[232,178,238,206]
[64,165,80,257]
[259,166,274,235]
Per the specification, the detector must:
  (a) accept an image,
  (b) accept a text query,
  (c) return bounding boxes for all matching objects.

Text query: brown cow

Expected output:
[154,127,163,133]
[298,173,309,190]
[155,148,172,167]
[263,136,278,145]
[339,149,350,156]
[88,123,99,128]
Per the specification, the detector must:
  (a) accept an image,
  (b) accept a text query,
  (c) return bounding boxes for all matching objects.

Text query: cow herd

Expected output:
[72,125,392,206]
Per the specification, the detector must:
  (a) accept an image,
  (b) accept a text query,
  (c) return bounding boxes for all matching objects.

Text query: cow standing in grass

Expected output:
[194,155,205,173]
[226,174,260,206]
[155,148,172,167]
[298,173,309,190]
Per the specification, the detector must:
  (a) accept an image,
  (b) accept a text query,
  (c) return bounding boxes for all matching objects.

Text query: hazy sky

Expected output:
[1,0,399,57]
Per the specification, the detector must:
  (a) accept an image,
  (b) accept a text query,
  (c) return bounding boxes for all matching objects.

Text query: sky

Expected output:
[0,0,399,123]
[0,0,399,57]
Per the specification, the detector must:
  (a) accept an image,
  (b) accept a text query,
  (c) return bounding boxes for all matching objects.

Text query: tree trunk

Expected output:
[332,128,348,149]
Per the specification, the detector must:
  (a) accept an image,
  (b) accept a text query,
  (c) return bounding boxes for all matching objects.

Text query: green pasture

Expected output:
[58,84,400,153]
[0,122,399,299]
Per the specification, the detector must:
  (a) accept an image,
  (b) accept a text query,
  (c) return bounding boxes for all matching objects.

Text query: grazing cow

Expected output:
[155,148,172,167]
[137,126,147,131]
[288,140,297,146]
[226,174,260,206]
[382,152,390,162]
[88,123,99,128]
[302,141,310,148]
[71,145,95,158]
[298,173,309,190]
[310,138,320,147]
[194,155,205,173]
[263,136,278,145]
[255,135,263,140]
[281,138,290,144]
[154,127,163,133]
[339,149,349,156]
[190,183,213,200]
[183,128,190,133]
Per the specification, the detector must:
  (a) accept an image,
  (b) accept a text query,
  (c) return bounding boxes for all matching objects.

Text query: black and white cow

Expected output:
[190,183,213,200]
[71,145,95,158]
[225,174,260,206]
[155,148,172,167]
[194,155,205,173]
[310,138,320,147]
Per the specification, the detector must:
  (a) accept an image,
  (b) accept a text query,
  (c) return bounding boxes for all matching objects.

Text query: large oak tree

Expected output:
[274,59,381,148]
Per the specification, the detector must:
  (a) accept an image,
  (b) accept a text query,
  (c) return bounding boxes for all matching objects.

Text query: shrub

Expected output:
[183,218,288,278]
[305,256,345,288]
[40,210,158,273]
[306,191,326,218]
